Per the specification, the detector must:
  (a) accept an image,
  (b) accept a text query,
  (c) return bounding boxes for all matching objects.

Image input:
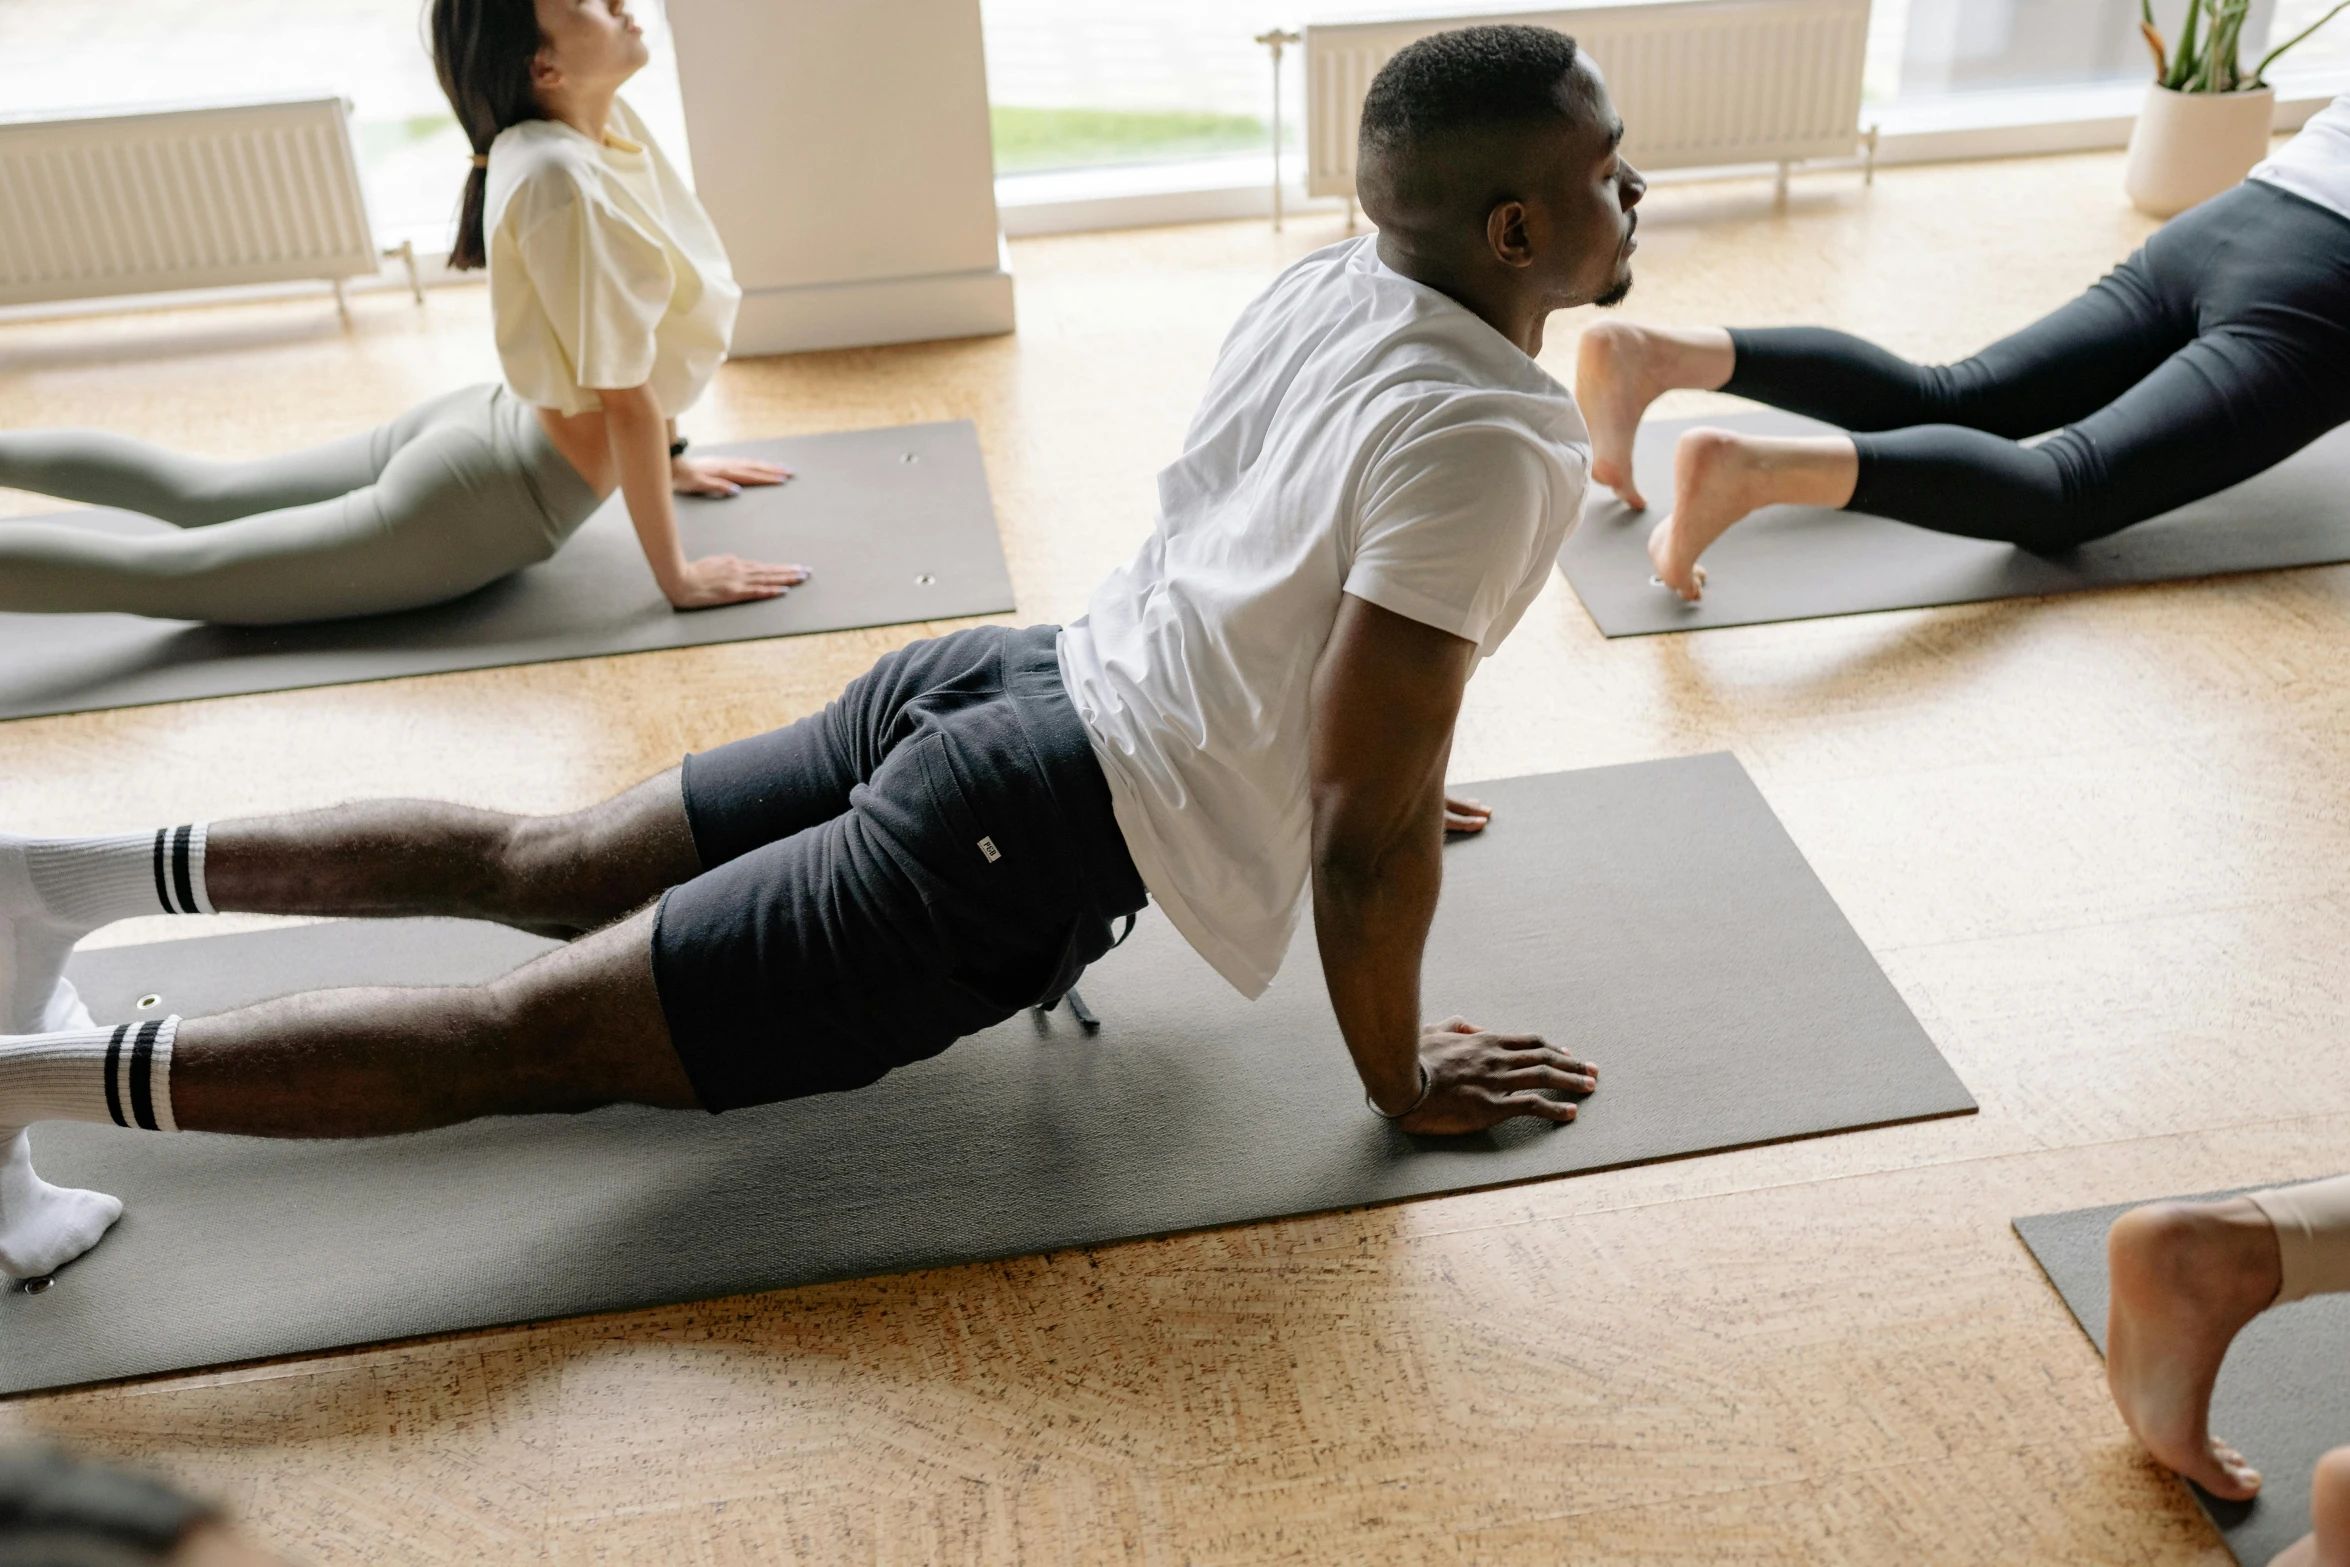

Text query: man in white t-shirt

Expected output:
[0,24,1642,1277]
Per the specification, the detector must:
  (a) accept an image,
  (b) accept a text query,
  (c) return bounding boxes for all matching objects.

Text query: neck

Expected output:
[541,84,618,144]
[1373,233,1546,356]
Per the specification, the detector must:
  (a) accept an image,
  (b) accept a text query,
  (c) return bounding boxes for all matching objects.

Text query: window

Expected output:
[0,0,694,253]
[981,0,1291,176]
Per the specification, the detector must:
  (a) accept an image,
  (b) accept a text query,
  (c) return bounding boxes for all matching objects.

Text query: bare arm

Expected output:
[1309,593,1596,1133]
[598,383,804,609]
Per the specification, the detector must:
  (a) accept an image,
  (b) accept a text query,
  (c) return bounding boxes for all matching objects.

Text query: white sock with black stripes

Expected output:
[0,826,212,1034]
[0,1019,175,1279]
[0,1020,182,1133]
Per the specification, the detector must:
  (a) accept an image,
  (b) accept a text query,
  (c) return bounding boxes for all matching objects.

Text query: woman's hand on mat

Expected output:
[672,454,792,497]
[664,554,811,609]
[1398,1016,1596,1134]
[1443,795,1492,834]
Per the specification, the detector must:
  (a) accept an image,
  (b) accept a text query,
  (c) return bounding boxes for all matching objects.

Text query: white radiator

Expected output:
[0,98,390,310]
[1306,0,1873,200]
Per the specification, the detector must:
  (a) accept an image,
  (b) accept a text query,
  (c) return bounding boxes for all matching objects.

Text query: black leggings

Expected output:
[1723,179,2350,554]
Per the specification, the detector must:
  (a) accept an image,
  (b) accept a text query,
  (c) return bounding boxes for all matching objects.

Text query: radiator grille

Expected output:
[0,99,379,307]
[1308,0,1871,198]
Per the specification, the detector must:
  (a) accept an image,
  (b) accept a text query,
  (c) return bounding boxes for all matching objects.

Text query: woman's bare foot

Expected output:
[2267,1445,2350,1567]
[1573,321,1735,510]
[1643,427,1860,602]
[2106,1198,2283,1501]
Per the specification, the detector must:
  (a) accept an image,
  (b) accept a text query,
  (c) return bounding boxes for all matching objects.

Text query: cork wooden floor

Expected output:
[3,147,2345,1564]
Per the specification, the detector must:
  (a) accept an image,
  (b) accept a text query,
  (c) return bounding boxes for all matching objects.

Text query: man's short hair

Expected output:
[1358,24,1588,170]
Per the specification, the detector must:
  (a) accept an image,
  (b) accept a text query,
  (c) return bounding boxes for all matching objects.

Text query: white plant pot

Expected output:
[2124,83,2277,217]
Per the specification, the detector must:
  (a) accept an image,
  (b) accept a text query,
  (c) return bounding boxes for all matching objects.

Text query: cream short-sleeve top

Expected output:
[482,98,741,418]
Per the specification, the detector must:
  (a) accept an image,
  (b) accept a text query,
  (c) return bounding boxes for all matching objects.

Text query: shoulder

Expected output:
[486,120,605,228]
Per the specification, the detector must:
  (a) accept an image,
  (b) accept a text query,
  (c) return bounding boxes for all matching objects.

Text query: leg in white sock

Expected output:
[0,1018,177,1279]
[0,826,210,1033]
[0,1129,121,1281]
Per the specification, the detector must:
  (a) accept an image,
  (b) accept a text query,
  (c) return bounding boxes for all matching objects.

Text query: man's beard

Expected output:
[1593,269,1635,309]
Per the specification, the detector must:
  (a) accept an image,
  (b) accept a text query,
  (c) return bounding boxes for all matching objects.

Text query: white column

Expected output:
[666,0,1015,355]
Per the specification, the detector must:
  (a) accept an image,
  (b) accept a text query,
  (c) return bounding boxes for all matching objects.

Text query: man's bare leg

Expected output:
[2105,1197,2281,1500]
[169,904,698,1137]
[1644,428,1859,602]
[2269,1445,2350,1567]
[0,770,700,1273]
[1573,321,1735,509]
[205,769,699,938]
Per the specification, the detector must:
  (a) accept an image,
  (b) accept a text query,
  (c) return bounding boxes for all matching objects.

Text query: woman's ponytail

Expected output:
[430,0,543,271]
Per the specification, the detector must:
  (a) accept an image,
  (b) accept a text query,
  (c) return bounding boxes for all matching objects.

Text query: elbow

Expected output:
[1312,836,1391,909]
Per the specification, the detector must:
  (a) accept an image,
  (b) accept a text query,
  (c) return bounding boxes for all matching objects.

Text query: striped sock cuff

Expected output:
[24,825,213,926]
[0,1018,177,1132]
[99,1017,178,1133]
[148,824,212,916]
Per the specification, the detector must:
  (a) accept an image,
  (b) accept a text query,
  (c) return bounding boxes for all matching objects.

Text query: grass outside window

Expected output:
[990,106,1269,174]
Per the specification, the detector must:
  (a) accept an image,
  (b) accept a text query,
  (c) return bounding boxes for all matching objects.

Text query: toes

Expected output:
[2212,1440,2263,1496]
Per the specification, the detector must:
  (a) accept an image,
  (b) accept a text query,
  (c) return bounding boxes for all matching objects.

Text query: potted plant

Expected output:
[2124,0,2350,215]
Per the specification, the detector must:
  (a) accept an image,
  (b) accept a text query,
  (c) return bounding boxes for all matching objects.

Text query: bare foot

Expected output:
[1644,427,1861,602]
[2266,1446,2350,1566]
[1573,322,1738,512]
[1645,427,1765,602]
[2106,1198,2282,1501]
[1575,321,1663,509]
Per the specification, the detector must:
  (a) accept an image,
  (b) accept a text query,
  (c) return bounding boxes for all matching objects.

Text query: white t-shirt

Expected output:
[1058,235,1590,998]
[484,98,740,418]
[2251,91,2350,224]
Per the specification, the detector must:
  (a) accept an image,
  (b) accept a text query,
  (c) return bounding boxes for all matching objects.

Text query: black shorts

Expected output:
[650,625,1149,1111]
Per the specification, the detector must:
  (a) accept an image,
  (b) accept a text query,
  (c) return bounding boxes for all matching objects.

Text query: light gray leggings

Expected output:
[0,384,603,625]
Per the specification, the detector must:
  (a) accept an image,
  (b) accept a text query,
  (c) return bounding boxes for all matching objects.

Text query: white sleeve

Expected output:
[1342,423,1558,649]
[511,177,676,394]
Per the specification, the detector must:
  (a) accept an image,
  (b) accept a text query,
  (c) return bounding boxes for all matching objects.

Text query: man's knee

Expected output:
[483,910,698,1111]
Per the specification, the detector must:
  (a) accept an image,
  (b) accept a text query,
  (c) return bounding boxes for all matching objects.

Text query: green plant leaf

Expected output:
[2255,0,2350,80]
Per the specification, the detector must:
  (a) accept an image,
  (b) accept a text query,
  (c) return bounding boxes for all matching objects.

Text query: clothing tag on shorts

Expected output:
[977,836,1002,864]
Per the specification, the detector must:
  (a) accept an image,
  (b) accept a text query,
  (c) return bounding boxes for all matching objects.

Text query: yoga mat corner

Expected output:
[2015,1192,2350,1567]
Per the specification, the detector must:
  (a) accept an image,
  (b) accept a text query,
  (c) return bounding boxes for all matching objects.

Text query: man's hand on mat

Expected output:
[672,454,792,497]
[1398,1016,1596,1134]
[665,554,811,610]
[1443,795,1492,834]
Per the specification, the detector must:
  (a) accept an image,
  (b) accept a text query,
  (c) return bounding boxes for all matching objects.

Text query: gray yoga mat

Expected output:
[2016,1192,2350,1566]
[1559,410,2350,636]
[4,753,1972,1394]
[0,420,1014,720]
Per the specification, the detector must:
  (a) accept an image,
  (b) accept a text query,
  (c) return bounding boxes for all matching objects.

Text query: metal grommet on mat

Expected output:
[135,993,162,1010]
[914,573,937,586]
[20,1276,53,1295]
[900,451,920,464]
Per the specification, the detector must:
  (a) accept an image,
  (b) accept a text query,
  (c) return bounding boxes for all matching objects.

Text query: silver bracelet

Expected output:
[1366,1062,1433,1120]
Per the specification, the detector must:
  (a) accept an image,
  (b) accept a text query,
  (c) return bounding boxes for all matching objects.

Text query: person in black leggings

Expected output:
[1576,177,2350,601]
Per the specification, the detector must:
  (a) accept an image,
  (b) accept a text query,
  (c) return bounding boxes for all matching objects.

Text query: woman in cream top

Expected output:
[485,98,736,424]
[0,0,800,623]
[448,0,805,610]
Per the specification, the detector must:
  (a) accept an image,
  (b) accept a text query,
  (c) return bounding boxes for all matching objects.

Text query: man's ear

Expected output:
[1485,200,1534,270]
